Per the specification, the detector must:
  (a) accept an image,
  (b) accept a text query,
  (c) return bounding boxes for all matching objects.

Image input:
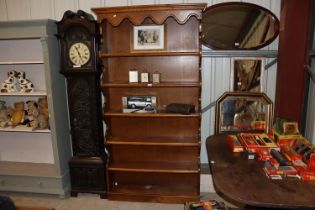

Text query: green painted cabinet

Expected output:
[0,20,72,196]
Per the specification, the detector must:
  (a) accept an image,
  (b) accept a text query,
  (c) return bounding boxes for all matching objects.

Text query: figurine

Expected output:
[25,100,40,129]
[37,97,49,129]
[0,100,10,127]
[0,70,18,93]
[17,71,34,93]
[7,101,25,127]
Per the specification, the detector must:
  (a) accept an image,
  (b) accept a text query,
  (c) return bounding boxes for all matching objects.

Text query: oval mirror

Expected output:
[201,2,280,50]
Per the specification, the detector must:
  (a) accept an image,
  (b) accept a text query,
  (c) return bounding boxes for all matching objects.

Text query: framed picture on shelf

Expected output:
[129,70,138,83]
[152,72,161,84]
[140,72,149,83]
[132,25,165,50]
[230,57,264,92]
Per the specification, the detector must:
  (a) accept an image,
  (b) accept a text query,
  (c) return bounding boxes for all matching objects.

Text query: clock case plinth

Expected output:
[57,10,107,198]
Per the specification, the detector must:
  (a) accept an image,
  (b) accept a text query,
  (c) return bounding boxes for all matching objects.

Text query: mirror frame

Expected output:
[215,91,273,134]
[201,2,280,50]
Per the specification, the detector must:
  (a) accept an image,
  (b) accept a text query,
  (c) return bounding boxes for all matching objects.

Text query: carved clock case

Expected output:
[57,10,106,198]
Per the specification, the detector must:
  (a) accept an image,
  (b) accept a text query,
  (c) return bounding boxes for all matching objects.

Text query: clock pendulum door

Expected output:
[57,10,107,198]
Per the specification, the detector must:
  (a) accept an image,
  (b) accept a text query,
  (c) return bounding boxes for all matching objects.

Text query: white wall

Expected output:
[0,0,280,163]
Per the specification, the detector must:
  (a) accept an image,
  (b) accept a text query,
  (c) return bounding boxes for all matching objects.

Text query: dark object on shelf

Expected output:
[165,103,195,115]
[0,195,16,210]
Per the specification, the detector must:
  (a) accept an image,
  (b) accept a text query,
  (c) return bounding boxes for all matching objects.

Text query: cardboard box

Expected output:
[271,128,303,146]
[227,135,244,152]
[237,133,279,153]
[300,171,315,181]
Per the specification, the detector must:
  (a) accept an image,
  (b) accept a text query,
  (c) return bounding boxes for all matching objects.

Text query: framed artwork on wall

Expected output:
[132,25,165,50]
[230,57,264,92]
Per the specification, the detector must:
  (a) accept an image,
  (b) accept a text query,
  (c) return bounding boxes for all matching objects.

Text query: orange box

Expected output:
[271,128,303,146]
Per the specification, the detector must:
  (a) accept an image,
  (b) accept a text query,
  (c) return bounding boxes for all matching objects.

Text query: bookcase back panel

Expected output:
[101,17,200,53]
[108,145,199,163]
[107,117,200,138]
[0,64,46,91]
[105,87,200,112]
[0,39,43,62]
[108,171,199,193]
[104,56,199,83]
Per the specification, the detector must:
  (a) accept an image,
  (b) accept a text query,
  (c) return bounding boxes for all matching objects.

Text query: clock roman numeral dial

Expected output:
[69,42,91,66]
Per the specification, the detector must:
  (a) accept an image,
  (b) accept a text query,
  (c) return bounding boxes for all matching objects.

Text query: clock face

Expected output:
[69,42,91,66]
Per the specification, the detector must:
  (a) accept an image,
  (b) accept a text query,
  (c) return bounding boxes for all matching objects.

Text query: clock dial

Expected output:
[69,42,91,66]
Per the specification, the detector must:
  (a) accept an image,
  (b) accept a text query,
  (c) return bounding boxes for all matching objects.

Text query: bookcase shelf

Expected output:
[103,111,200,118]
[99,51,200,57]
[108,161,199,173]
[109,183,199,203]
[106,136,200,146]
[101,82,201,88]
[0,61,44,65]
[0,90,47,96]
[0,125,50,133]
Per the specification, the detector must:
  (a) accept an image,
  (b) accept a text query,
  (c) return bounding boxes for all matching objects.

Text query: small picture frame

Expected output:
[230,57,264,92]
[133,25,165,51]
[152,72,161,84]
[283,122,300,135]
[141,72,149,83]
[129,70,138,83]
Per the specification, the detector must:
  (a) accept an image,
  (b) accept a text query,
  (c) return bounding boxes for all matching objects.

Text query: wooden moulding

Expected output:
[92,3,206,26]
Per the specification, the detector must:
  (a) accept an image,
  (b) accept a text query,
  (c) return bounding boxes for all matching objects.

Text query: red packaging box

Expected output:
[256,149,272,161]
[237,133,279,153]
[269,158,280,168]
[281,145,302,161]
[292,160,308,172]
[300,171,315,181]
[307,154,315,171]
[227,135,244,153]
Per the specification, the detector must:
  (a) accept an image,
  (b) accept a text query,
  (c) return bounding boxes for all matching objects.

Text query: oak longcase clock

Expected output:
[57,10,106,198]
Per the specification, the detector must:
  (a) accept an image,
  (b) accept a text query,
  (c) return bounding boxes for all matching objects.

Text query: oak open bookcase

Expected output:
[92,3,205,203]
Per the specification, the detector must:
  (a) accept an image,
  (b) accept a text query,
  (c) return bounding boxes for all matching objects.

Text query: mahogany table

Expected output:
[206,134,315,210]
